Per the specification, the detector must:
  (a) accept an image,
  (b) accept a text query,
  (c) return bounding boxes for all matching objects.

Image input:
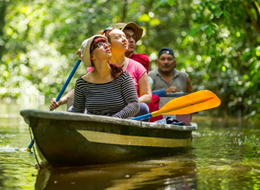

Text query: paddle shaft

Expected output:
[52,59,82,109]
[130,113,152,121]
[26,59,82,152]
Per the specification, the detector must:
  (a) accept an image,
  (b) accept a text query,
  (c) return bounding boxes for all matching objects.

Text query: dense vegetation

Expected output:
[0,0,259,120]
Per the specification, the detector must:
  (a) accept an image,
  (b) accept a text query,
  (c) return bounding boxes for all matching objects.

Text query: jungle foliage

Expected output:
[0,0,259,120]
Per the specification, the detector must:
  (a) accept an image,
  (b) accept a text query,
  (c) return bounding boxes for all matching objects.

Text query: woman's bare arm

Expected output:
[49,89,75,110]
[138,72,152,104]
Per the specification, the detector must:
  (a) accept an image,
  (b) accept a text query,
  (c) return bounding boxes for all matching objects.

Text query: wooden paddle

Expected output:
[26,59,82,152]
[130,90,221,121]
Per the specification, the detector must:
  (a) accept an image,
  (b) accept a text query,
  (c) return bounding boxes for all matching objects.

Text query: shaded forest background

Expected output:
[0,0,259,120]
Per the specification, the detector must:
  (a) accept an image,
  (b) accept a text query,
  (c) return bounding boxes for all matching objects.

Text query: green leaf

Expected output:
[150,19,161,26]
[153,0,170,10]
[250,7,257,21]
[138,14,150,22]
[223,10,230,20]
[190,27,199,36]
[206,27,213,37]
[160,0,169,6]
[153,1,162,10]
[242,51,251,60]
[200,24,208,31]
[209,22,218,30]
[243,74,249,80]
[214,9,222,18]
[167,0,175,6]
[256,46,260,56]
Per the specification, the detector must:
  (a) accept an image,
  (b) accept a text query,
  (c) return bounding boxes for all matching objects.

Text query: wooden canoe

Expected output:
[20,109,197,168]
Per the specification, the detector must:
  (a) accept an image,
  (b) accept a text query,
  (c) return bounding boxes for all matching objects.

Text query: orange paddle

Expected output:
[130,90,221,120]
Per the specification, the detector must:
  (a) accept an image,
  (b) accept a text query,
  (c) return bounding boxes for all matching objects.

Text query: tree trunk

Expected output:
[243,0,260,35]
[0,1,7,59]
[121,0,128,22]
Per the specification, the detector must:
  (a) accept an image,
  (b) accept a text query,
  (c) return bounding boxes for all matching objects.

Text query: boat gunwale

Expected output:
[20,109,197,131]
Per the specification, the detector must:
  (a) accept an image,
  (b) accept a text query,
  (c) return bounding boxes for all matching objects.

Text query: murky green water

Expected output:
[1,103,260,189]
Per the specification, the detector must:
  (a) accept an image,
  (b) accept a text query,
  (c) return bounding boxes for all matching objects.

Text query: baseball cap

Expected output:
[158,47,174,58]
[112,22,143,42]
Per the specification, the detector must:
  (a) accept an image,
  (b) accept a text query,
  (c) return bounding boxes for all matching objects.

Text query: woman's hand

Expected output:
[49,89,74,110]
[76,48,81,59]
[49,98,63,110]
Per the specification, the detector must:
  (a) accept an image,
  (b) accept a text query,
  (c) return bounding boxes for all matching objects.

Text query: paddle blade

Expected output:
[165,95,220,115]
[152,90,221,116]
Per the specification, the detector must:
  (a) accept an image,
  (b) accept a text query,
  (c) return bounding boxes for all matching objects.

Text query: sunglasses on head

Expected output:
[103,27,114,37]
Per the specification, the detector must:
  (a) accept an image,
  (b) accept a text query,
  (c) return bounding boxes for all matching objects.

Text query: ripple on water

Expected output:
[0,145,23,152]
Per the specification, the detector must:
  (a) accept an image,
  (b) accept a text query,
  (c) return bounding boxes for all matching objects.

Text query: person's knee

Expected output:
[135,103,149,121]
[68,106,73,112]
[139,103,149,115]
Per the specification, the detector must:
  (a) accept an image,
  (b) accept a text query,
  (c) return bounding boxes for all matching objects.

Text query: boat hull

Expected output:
[21,109,197,167]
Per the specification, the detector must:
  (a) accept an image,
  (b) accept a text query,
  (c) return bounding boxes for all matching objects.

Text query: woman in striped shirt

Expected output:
[71,35,140,119]
[50,29,151,119]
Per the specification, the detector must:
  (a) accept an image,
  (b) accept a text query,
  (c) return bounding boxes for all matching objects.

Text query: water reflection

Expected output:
[1,103,260,189]
[0,149,37,189]
[35,156,197,190]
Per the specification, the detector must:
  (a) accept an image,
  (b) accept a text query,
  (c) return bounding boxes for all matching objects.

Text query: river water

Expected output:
[1,103,260,189]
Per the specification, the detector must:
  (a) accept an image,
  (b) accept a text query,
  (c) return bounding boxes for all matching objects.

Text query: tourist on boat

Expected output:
[50,27,152,118]
[81,28,151,118]
[70,35,140,118]
[112,22,162,122]
[100,28,152,117]
[149,47,194,97]
[112,22,154,90]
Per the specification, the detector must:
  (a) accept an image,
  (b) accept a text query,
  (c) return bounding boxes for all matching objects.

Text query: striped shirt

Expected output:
[71,71,140,119]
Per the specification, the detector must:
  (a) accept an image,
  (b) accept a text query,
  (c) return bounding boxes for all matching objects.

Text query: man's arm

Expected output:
[186,77,194,93]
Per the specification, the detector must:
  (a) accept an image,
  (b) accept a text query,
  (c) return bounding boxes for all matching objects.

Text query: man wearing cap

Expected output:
[149,47,194,96]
